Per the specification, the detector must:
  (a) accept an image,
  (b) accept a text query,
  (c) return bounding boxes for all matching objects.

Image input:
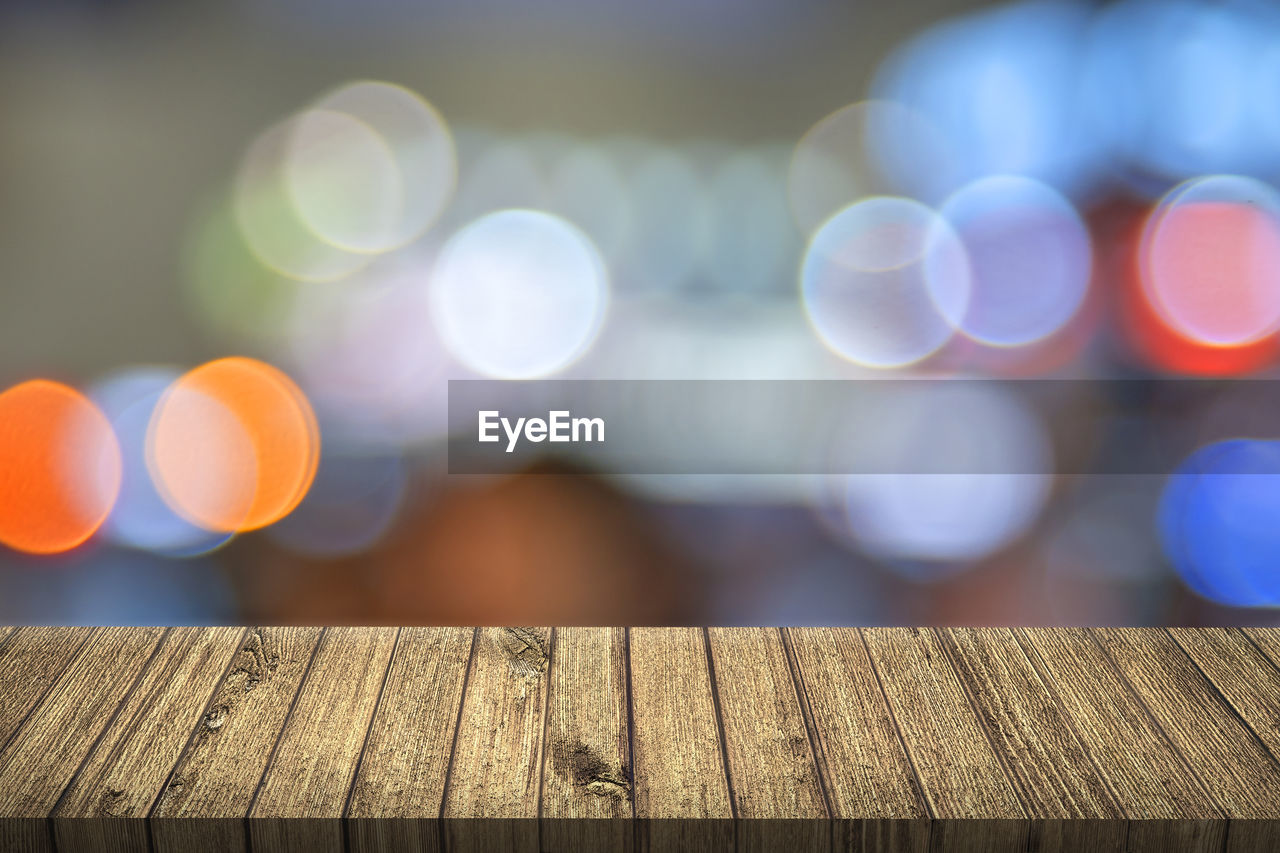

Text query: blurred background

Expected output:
[4,0,1280,625]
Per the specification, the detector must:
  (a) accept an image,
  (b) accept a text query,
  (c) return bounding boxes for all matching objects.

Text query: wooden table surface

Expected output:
[2,628,1280,852]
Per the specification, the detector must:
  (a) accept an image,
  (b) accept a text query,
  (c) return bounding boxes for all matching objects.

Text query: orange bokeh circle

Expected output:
[147,357,320,533]
[0,380,122,554]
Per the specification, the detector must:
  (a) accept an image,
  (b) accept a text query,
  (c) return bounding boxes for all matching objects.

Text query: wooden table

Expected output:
[1,628,1279,852]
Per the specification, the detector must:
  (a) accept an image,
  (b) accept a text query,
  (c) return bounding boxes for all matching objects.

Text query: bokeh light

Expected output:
[429,209,609,379]
[21,0,1280,629]
[837,383,1052,565]
[936,174,1091,347]
[788,100,954,233]
[1159,439,1280,608]
[1083,0,1278,187]
[89,369,233,557]
[231,81,454,281]
[300,81,456,251]
[1114,201,1280,376]
[1139,175,1280,347]
[285,108,404,253]
[0,380,122,555]
[147,357,320,532]
[234,113,371,282]
[871,0,1102,200]
[801,196,969,369]
[286,250,450,445]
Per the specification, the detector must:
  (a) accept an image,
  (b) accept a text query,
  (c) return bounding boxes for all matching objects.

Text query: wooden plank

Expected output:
[540,627,632,853]
[784,628,928,853]
[939,628,1124,852]
[1167,628,1280,853]
[628,626,733,853]
[1228,821,1280,853]
[0,627,94,750]
[346,626,474,853]
[1094,627,1280,853]
[862,628,1027,852]
[1017,628,1225,852]
[0,819,50,853]
[1243,628,1280,671]
[1171,629,1280,764]
[0,627,166,852]
[48,627,244,851]
[2,626,1277,850]
[248,626,398,853]
[150,627,325,853]
[706,628,827,853]
[440,627,553,853]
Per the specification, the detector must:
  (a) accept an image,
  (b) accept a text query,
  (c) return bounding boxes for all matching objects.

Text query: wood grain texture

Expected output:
[1095,628,1280,817]
[1245,628,1280,670]
[862,628,1028,852]
[0,627,165,817]
[0,628,1277,852]
[784,627,929,853]
[1017,628,1226,852]
[150,627,324,853]
[1228,821,1280,853]
[540,627,632,853]
[629,627,733,852]
[0,626,94,750]
[706,628,827,853]
[0,627,165,853]
[51,627,244,852]
[248,626,398,853]
[346,626,474,853]
[441,627,552,853]
[1171,630,1280,851]
[1170,629,1280,759]
[939,628,1125,853]
[0,819,48,853]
